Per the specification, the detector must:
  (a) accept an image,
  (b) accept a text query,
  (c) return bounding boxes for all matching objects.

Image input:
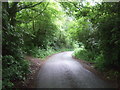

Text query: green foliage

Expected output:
[16,3,56,48]
[90,2,120,68]
[2,2,74,88]
[2,55,29,88]
[2,2,120,88]
[105,70,120,80]
[67,14,100,55]
[28,46,73,59]
[94,54,105,71]
[73,46,97,62]
[29,47,55,59]
[66,2,120,70]
[16,2,72,50]
[73,47,88,60]
[2,2,29,88]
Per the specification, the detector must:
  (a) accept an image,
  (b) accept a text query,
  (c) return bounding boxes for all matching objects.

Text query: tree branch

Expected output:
[34,2,49,19]
[23,2,49,23]
[16,2,49,24]
[17,2,43,12]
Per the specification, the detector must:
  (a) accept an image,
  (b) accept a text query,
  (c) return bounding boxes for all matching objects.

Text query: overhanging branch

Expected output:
[17,2,43,12]
[16,2,49,24]
[34,2,49,19]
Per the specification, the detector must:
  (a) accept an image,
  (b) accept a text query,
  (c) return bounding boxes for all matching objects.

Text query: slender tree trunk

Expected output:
[9,2,19,26]
[3,2,19,27]
[2,2,9,31]
[33,20,35,31]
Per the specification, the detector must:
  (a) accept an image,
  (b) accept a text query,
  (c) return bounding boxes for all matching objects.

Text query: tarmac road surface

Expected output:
[37,51,113,88]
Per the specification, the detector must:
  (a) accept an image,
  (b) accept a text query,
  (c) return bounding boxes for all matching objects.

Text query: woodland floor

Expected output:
[24,56,45,88]
[14,56,45,88]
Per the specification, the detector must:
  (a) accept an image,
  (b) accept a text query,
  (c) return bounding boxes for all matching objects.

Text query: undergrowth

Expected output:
[73,46,120,85]
[26,46,73,59]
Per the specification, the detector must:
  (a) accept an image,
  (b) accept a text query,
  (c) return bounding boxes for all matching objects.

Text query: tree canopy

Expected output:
[2,1,120,88]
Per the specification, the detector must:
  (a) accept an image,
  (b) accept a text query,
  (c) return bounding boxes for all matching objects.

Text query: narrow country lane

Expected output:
[37,51,112,88]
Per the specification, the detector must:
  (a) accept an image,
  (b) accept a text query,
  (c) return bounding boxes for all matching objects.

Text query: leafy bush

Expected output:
[94,54,105,71]
[105,70,120,80]
[2,4,30,88]
[73,46,96,62]
[73,46,107,71]
[2,55,29,88]
[27,46,73,59]
[30,47,55,59]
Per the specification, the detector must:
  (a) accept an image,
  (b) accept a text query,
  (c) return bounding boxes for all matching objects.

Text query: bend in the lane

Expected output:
[37,51,113,88]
